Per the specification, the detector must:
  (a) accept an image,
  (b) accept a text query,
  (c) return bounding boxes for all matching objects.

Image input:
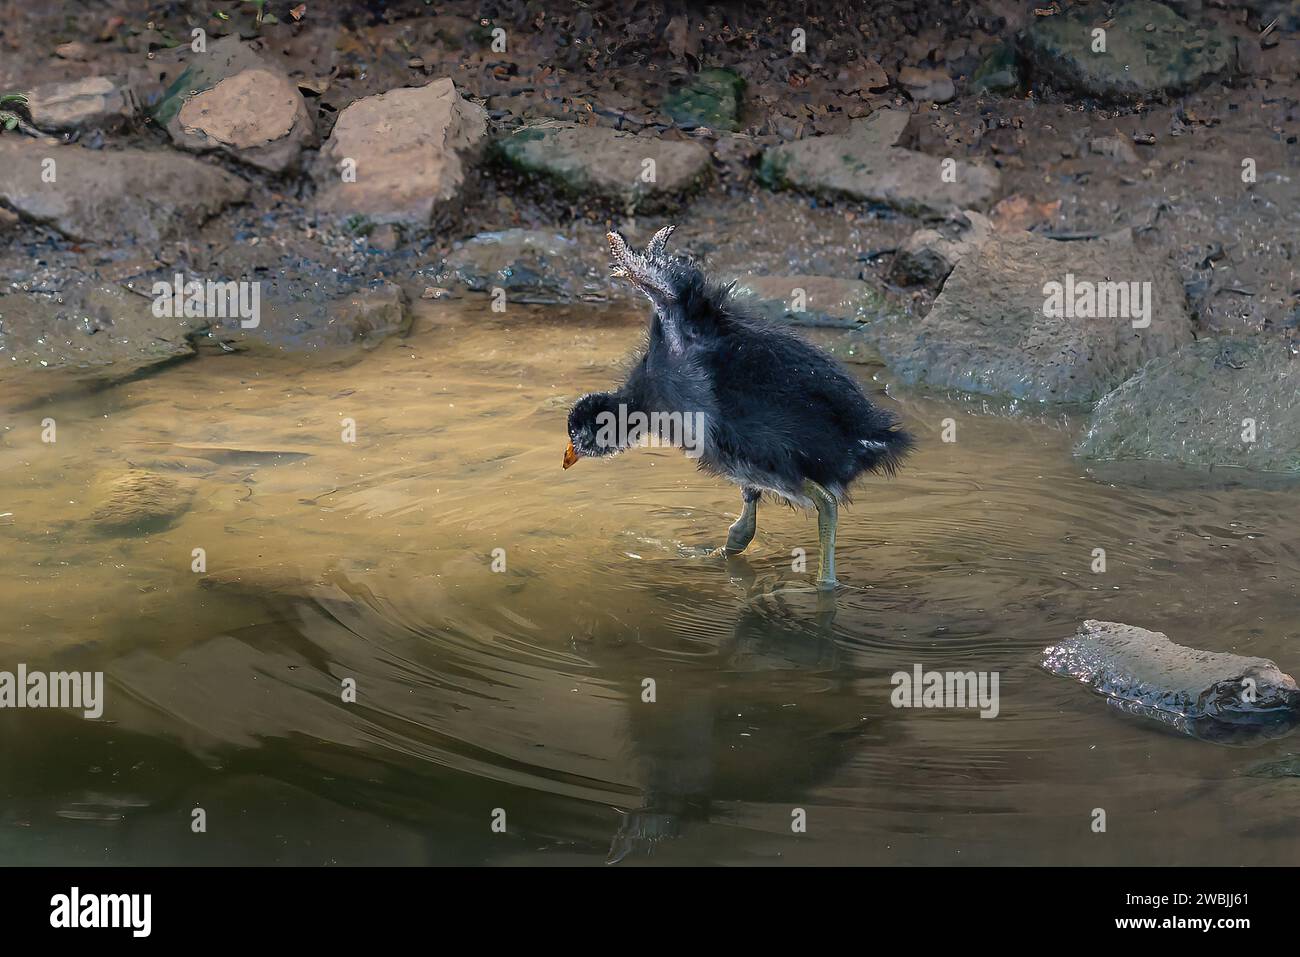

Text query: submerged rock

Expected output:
[0,140,247,244]
[153,36,313,173]
[1076,337,1300,473]
[89,470,193,534]
[313,77,487,228]
[1021,0,1231,101]
[198,564,336,601]
[759,109,999,216]
[1043,620,1300,743]
[663,69,744,131]
[1244,754,1300,779]
[25,76,136,132]
[496,120,711,210]
[867,230,1191,403]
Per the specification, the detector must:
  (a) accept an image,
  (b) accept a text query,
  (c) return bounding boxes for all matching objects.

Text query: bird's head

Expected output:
[564,392,624,469]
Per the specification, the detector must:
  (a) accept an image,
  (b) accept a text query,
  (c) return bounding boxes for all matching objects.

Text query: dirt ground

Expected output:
[0,0,1297,338]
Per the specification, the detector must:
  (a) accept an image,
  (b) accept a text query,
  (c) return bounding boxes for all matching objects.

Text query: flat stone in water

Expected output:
[89,470,193,534]
[1043,620,1300,744]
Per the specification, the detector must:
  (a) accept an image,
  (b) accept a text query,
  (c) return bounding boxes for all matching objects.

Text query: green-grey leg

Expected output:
[725,487,760,553]
[803,480,838,589]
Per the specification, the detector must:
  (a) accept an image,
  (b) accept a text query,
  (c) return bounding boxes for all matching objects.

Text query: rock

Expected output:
[368,223,400,252]
[1021,0,1231,100]
[88,470,193,534]
[54,41,91,61]
[759,110,1000,216]
[0,207,17,232]
[497,120,711,211]
[866,230,1191,403]
[1088,134,1141,164]
[897,66,955,103]
[988,194,1062,233]
[312,77,486,228]
[152,37,313,172]
[663,69,744,131]
[890,211,993,287]
[971,42,1021,94]
[0,283,206,379]
[176,68,313,173]
[1245,754,1300,779]
[217,280,410,353]
[439,229,609,303]
[25,76,136,132]
[730,275,899,328]
[0,140,247,244]
[198,564,336,601]
[325,282,409,346]
[1042,619,1300,743]
[1076,338,1300,473]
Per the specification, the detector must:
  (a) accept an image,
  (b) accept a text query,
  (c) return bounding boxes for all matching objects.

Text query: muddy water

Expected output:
[1,300,1298,865]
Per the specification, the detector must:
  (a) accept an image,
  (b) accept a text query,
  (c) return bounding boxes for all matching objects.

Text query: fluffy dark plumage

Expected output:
[568,242,913,507]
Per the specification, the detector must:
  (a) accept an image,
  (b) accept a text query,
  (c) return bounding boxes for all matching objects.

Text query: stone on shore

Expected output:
[897,66,955,103]
[0,283,207,380]
[497,120,711,210]
[867,230,1192,403]
[25,76,136,132]
[1021,0,1231,101]
[1075,337,1300,473]
[731,275,898,328]
[890,211,993,287]
[0,140,247,244]
[154,35,313,172]
[759,109,1000,216]
[663,69,744,131]
[440,229,610,303]
[312,77,487,228]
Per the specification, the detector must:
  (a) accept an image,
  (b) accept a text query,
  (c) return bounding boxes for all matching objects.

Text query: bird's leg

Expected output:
[724,487,761,553]
[803,480,838,589]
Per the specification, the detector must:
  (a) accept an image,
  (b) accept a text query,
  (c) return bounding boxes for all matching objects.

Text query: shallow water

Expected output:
[1,300,1298,865]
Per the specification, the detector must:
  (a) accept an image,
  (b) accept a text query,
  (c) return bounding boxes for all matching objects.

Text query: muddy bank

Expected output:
[0,0,1296,458]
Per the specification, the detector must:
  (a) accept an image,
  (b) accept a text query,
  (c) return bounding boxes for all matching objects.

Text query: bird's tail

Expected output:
[859,424,915,477]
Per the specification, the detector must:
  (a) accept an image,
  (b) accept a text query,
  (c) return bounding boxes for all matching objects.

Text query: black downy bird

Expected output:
[564,226,914,589]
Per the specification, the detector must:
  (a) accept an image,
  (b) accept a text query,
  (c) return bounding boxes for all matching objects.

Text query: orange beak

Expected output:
[562,441,580,469]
